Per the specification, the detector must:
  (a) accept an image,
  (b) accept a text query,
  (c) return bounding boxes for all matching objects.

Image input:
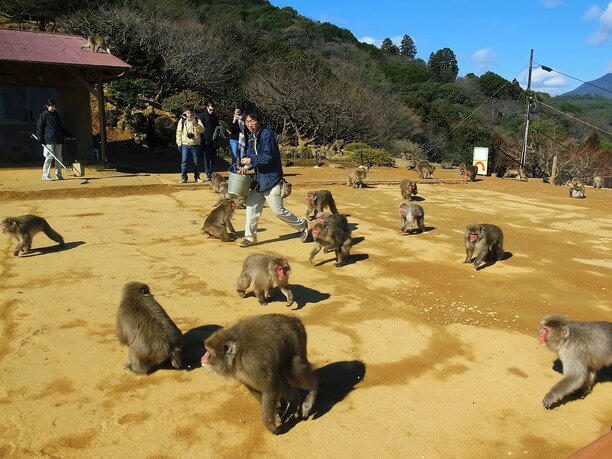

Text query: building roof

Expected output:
[0,29,131,71]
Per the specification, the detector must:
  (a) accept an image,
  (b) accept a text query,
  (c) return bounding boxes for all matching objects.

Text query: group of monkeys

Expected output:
[1,168,610,435]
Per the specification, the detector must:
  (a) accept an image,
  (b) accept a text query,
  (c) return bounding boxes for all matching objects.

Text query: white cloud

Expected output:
[587,2,612,44]
[583,5,601,20]
[471,48,496,72]
[518,67,570,95]
[540,0,563,7]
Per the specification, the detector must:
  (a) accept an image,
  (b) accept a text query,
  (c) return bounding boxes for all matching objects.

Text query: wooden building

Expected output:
[0,29,130,164]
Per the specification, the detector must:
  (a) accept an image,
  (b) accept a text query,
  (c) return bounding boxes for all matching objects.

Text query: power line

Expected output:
[536,98,612,137]
[536,62,612,96]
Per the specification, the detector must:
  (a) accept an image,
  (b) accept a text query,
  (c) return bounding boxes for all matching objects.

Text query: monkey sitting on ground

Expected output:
[201,314,317,434]
[346,164,371,188]
[400,179,418,201]
[463,223,504,270]
[568,177,586,198]
[593,175,603,189]
[538,314,611,409]
[81,34,112,54]
[213,182,246,209]
[440,159,453,169]
[211,173,226,193]
[415,160,435,179]
[236,254,293,306]
[116,282,183,374]
[1,214,64,256]
[406,159,417,170]
[458,162,466,175]
[202,197,237,241]
[398,201,425,234]
[279,178,292,198]
[503,167,528,181]
[309,218,352,267]
[305,190,338,220]
[462,164,478,182]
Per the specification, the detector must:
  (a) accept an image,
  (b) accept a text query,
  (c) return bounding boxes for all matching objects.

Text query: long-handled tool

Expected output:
[31,133,85,177]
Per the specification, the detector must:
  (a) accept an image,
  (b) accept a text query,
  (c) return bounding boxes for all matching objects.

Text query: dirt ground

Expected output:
[0,164,610,458]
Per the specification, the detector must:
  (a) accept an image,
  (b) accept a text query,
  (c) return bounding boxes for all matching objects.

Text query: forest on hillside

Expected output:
[1,0,610,181]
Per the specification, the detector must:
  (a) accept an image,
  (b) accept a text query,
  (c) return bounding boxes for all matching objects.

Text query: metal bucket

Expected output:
[227,165,253,198]
[72,161,85,177]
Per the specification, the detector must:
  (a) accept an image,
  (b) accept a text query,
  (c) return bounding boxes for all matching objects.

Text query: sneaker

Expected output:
[206,176,212,182]
[195,178,204,183]
[42,176,52,182]
[180,178,187,183]
[55,175,64,181]
[299,224,310,242]
[239,238,256,248]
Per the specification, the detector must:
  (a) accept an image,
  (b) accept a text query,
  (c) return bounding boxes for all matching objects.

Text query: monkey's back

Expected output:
[566,321,612,368]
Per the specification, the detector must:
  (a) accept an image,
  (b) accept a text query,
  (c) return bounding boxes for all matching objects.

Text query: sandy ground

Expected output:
[0,164,610,458]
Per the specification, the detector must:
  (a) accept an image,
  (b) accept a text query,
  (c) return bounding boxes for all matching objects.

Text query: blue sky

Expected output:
[270,0,612,95]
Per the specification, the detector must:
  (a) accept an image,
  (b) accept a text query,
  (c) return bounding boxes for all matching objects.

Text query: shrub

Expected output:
[388,139,425,160]
[161,90,207,115]
[344,142,395,166]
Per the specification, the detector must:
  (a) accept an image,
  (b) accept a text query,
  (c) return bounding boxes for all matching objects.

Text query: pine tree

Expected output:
[381,38,400,55]
[427,48,459,83]
[399,35,417,60]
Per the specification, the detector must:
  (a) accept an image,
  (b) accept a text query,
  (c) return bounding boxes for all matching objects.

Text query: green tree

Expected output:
[381,38,399,55]
[427,48,459,84]
[399,34,417,60]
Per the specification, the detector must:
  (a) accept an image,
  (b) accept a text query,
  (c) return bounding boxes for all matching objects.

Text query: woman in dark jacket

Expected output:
[35,99,67,181]
[237,110,308,247]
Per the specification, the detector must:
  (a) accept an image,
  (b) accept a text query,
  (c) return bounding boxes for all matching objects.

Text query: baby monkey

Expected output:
[1,214,64,256]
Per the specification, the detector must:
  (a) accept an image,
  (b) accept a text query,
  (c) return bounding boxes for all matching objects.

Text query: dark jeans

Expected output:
[181,145,201,180]
[203,139,216,178]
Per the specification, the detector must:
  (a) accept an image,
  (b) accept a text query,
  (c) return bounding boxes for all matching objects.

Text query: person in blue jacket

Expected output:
[238,110,308,247]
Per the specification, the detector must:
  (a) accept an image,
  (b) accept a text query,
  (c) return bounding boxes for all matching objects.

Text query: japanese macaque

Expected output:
[116,282,183,374]
[593,175,603,189]
[398,201,425,234]
[201,314,317,434]
[202,197,237,241]
[406,159,417,170]
[236,254,293,306]
[280,178,292,198]
[309,217,352,267]
[463,223,504,270]
[305,190,338,220]
[347,164,370,188]
[568,177,586,199]
[503,167,528,181]
[211,173,226,193]
[400,179,418,201]
[315,212,351,236]
[440,159,453,169]
[458,162,466,175]
[81,34,112,54]
[1,214,64,256]
[416,160,435,179]
[462,164,478,182]
[213,182,246,209]
[538,314,612,409]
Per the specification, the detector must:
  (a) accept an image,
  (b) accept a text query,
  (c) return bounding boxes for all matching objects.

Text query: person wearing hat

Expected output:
[35,99,69,181]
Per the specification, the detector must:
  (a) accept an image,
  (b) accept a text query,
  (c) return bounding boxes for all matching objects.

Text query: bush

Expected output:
[344,143,395,166]
[153,116,176,147]
[161,90,207,115]
[107,78,156,109]
[388,139,425,160]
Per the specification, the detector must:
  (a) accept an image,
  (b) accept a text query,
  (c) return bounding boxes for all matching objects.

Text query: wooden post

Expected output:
[96,78,107,163]
[550,154,558,185]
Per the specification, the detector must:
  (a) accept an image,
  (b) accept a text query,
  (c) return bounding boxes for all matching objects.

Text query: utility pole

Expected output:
[520,49,534,169]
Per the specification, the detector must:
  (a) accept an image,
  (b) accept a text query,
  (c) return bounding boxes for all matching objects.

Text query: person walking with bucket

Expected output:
[237,109,308,247]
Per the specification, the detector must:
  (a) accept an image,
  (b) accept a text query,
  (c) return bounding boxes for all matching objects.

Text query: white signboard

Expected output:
[472,147,489,175]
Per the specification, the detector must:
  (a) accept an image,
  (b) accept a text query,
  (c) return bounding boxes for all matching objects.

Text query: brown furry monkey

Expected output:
[236,253,293,306]
[593,175,603,189]
[81,34,112,54]
[415,160,435,179]
[279,178,292,198]
[406,159,417,170]
[116,282,183,374]
[400,179,418,200]
[462,164,478,182]
[463,223,504,270]
[202,197,237,241]
[315,212,351,236]
[503,167,528,181]
[305,190,338,220]
[346,164,370,188]
[568,177,586,198]
[398,201,425,234]
[440,159,453,169]
[310,220,351,267]
[211,173,226,193]
[201,314,317,434]
[1,214,64,256]
[538,314,612,409]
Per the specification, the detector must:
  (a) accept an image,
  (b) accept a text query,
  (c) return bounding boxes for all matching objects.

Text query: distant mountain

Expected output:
[560,73,612,98]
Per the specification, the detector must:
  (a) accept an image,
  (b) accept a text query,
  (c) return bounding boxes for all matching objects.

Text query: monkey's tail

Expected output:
[43,224,64,245]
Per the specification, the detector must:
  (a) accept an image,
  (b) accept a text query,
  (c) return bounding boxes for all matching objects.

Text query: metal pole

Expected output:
[520,49,534,168]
